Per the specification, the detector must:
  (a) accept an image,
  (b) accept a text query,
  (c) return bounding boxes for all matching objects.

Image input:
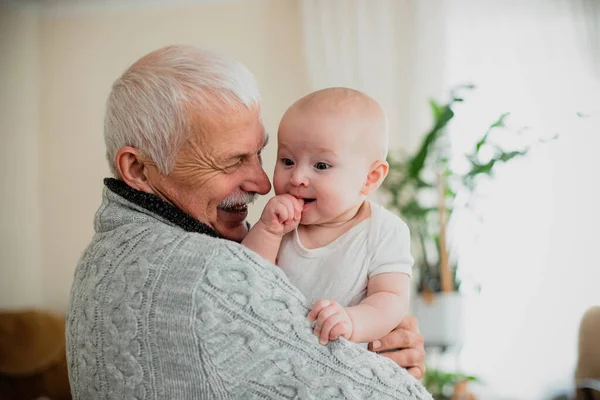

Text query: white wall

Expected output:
[1,0,309,312]
[0,8,43,309]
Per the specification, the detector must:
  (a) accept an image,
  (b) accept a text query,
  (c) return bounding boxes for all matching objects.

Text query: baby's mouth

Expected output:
[302,198,316,212]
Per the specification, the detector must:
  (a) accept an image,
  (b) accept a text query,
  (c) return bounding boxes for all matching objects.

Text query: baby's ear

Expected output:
[360,160,389,196]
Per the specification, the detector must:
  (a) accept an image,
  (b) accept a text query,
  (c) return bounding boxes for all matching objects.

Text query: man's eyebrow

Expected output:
[224,133,270,161]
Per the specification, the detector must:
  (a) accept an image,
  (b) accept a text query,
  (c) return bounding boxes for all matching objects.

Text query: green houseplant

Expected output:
[423,369,479,400]
[382,84,534,297]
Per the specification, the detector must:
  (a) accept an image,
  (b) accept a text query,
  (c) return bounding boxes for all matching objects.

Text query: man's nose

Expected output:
[243,159,271,195]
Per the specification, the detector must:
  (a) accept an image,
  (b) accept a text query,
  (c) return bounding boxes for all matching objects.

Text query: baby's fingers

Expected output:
[307,299,330,323]
[279,194,303,219]
[319,314,346,345]
[313,304,341,342]
[285,199,296,223]
[329,321,351,341]
[273,203,289,224]
[292,198,303,220]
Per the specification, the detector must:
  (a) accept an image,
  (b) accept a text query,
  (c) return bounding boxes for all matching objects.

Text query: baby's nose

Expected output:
[290,169,309,187]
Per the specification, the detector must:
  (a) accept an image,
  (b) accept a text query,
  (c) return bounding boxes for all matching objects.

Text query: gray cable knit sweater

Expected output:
[66,179,432,399]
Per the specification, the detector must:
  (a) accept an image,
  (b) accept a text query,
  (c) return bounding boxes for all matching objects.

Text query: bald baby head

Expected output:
[281,87,389,162]
[275,87,390,205]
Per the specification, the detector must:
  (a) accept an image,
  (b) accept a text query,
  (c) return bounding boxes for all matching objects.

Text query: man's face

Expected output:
[144,107,271,242]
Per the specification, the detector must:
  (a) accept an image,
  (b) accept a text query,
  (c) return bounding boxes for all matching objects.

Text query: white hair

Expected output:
[104,45,261,177]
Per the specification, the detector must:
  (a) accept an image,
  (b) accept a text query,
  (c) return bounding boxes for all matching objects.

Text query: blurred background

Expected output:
[0,0,599,399]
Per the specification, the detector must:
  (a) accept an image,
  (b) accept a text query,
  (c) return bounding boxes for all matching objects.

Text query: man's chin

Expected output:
[216,208,249,242]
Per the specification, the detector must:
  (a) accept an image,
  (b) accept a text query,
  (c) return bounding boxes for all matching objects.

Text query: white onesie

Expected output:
[277,201,413,308]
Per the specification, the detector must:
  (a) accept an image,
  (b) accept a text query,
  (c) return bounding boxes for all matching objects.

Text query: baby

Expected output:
[242,87,413,346]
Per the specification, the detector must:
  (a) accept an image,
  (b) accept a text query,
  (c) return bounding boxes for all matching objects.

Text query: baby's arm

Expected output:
[242,194,303,264]
[308,273,409,345]
[346,273,410,343]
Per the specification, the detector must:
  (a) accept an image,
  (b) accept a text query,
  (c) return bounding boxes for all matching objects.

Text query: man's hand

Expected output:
[368,315,426,379]
[259,194,303,237]
[308,299,353,345]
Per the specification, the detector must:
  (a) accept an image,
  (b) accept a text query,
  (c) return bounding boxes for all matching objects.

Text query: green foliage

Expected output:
[381,85,539,293]
[423,369,479,400]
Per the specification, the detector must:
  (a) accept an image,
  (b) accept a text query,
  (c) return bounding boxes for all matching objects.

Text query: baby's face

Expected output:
[273,111,372,226]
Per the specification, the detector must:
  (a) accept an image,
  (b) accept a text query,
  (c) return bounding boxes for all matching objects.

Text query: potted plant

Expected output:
[423,369,479,400]
[381,85,537,347]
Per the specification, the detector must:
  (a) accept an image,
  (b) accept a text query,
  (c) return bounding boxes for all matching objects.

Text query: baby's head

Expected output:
[274,87,389,225]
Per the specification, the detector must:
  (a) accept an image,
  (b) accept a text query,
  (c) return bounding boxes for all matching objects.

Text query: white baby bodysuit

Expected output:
[277,201,413,308]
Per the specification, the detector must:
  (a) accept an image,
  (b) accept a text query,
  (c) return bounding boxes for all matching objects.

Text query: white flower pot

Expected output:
[412,292,466,348]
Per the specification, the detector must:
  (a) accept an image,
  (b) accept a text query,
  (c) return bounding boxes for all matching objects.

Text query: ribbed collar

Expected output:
[104,178,223,239]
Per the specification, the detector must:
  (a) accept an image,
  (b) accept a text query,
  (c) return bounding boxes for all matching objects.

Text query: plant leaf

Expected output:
[408,106,454,177]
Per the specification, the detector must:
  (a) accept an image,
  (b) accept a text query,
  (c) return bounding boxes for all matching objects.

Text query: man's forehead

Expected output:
[194,107,265,137]
[217,127,268,161]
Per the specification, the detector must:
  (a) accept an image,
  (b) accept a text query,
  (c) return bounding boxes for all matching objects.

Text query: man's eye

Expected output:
[314,162,330,170]
[224,159,243,173]
[281,158,294,166]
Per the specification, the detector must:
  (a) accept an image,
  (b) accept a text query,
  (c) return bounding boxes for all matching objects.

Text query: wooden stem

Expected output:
[438,171,453,292]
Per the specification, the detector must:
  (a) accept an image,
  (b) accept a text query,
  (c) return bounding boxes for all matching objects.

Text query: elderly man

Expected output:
[66,45,429,399]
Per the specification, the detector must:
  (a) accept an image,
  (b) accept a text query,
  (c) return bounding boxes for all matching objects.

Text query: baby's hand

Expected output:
[259,194,303,237]
[308,299,353,345]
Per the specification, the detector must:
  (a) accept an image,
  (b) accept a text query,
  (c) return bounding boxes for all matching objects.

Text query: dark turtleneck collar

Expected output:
[104,178,223,239]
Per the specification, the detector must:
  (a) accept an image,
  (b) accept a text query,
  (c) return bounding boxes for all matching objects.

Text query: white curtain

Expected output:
[443,0,600,398]
[299,0,447,152]
[571,0,600,78]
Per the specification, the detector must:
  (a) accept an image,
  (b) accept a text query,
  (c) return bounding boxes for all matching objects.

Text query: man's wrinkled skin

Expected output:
[118,108,270,243]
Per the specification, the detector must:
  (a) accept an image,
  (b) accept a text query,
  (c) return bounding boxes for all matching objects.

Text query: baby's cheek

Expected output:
[272,171,287,195]
[329,182,355,204]
[318,197,341,217]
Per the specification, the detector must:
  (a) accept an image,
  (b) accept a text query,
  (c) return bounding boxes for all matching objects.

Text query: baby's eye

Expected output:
[281,158,294,166]
[314,162,330,170]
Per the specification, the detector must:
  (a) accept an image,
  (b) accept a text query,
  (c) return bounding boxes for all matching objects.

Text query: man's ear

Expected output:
[360,160,389,196]
[115,146,154,193]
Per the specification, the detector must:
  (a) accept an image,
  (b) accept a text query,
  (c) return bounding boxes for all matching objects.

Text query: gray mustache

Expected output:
[218,192,257,208]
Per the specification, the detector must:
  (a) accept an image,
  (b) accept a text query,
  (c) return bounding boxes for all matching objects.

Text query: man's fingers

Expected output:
[406,366,425,380]
[371,327,423,352]
[370,316,426,378]
[397,315,419,332]
[379,348,424,371]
